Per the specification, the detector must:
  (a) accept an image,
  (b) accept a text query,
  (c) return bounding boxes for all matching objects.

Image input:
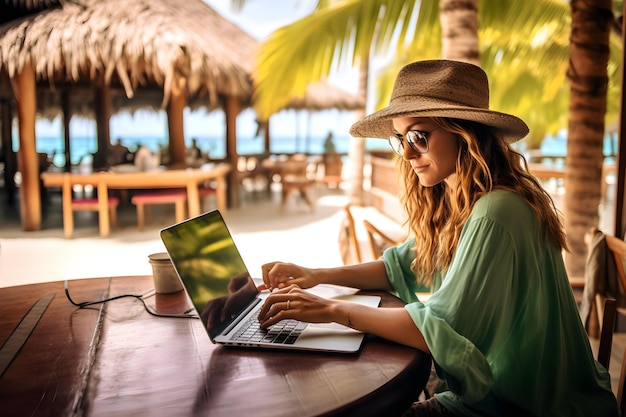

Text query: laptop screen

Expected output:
[160,210,259,339]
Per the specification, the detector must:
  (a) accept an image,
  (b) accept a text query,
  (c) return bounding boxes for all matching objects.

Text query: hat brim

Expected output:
[349,105,529,143]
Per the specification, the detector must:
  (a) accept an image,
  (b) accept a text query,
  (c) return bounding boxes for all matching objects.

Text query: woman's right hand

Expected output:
[259,262,319,291]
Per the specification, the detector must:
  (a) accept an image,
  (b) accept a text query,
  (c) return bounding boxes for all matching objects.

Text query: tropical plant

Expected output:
[242,0,624,276]
[564,0,614,276]
[253,1,620,135]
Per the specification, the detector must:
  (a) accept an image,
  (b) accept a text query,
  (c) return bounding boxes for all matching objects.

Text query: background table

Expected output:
[0,276,432,417]
[41,163,230,237]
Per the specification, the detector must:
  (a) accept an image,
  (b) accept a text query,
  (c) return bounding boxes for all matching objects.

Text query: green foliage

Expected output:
[249,0,623,145]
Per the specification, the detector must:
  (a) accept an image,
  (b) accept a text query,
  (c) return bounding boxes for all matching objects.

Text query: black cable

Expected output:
[64,280,198,319]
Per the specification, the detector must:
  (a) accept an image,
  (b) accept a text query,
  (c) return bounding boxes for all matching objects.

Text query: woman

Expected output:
[258,60,617,416]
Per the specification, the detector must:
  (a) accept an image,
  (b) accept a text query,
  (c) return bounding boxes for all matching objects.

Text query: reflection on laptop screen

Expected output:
[160,211,258,339]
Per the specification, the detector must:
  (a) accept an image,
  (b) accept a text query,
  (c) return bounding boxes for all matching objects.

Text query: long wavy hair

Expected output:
[399,117,566,285]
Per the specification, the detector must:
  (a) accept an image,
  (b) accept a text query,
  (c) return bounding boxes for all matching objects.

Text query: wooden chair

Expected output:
[338,204,362,265]
[585,228,626,338]
[237,156,268,196]
[338,204,410,269]
[605,234,626,298]
[62,173,119,238]
[363,219,400,260]
[279,158,315,212]
[598,297,617,369]
[319,152,343,188]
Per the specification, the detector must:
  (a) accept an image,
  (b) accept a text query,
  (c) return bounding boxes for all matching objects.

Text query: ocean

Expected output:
[14,131,618,168]
[17,134,390,167]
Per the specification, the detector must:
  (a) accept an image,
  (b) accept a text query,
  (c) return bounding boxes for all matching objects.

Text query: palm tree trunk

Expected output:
[439,0,480,65]
[564,0,612,277]
[347,55,369,205]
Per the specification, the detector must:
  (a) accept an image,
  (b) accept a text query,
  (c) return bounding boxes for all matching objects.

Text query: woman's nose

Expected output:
[402,143,418,160]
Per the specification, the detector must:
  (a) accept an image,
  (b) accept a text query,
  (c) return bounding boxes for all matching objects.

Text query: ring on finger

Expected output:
[287,299,291,310]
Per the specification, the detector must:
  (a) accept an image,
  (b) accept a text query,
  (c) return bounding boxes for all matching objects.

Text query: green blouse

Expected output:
[382,190,618,416]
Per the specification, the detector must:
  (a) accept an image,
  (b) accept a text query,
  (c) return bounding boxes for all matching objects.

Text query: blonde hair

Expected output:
[399,118,566,285]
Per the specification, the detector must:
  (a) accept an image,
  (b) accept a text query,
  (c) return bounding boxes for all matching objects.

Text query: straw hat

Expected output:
[349,60,529,143]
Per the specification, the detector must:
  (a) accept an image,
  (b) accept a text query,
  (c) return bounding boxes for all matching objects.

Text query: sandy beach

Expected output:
[0,185,405,288]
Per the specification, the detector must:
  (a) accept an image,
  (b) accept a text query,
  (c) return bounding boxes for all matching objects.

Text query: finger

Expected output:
[271,284,300,295]
[261,262,279,291]
[258,299,292,328]
[275,277,294,289]
[267,264,293,289]
[259,290,295,315]
[258,293,282,320]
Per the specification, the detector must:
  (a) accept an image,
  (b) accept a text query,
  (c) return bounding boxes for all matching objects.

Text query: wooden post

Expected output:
[225,95,239,208]
[13,64,41,231]
[62,91,72,172]
[94,83,112,170]
[0,95,16,205]
[167,75,187,167]
[264,118,271,155]
[615,0,626,238]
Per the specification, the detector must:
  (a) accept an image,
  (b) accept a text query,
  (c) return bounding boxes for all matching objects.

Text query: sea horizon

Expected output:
[22,133,391,167]
[11,129,618,168]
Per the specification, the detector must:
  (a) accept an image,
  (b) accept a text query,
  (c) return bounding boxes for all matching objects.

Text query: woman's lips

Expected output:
[412,164,429,174]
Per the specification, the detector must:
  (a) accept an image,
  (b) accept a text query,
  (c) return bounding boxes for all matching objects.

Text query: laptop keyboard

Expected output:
[231,315,308,345]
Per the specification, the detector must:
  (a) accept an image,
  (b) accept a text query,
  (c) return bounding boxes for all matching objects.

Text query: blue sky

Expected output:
[34,0,360,143]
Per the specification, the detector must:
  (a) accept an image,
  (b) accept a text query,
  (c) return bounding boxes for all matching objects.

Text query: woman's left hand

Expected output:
[257,284,337,328]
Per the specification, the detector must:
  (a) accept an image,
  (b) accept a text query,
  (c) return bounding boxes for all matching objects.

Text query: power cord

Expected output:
[64,280,198,319]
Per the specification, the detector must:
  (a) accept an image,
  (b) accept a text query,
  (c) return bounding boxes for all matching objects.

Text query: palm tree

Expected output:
[252,1,586,131]
[248,0,622,276]
[564,0,613,276]
[252,2,580,192]
[440,0,479,65]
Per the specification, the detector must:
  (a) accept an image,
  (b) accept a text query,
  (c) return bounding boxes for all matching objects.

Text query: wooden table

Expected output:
[0,276,432,417]
[41,163,231,237]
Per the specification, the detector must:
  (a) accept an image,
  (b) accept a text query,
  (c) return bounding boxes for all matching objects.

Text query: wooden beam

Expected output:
[13,64,41,231]
[616,0,626,238]
[225,95,239,208]
[0,93,16,205]
[62,91,71,172]
[264,118,271,154]
[167,75,187,167]
[94,83,112,170]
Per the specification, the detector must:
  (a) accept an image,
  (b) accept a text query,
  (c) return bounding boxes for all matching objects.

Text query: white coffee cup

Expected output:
[148,252,183,294]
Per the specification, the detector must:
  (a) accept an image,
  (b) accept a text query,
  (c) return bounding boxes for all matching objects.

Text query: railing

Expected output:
[367,150,403,220]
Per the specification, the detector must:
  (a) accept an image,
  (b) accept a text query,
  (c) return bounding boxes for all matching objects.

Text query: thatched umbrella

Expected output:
[0,0,258,229]
[296,82,364,154]
[284,82,365,111]
[0,0,365,231]
[258,81,365,154]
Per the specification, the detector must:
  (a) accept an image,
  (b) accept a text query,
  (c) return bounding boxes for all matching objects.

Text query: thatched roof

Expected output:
[0,0,363,120]
[0,0,257,117]
[286,82,364,111]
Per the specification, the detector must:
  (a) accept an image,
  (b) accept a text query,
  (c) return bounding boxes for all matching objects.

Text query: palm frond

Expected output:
[254,0,418,119]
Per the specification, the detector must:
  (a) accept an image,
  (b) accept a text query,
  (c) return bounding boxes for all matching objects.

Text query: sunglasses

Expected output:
[388,129,436,157]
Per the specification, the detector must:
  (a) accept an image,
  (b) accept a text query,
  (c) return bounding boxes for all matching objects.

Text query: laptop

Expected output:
[160,209,381,353]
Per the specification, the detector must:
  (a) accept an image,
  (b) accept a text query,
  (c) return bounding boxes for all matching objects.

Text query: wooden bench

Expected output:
[131,190,187,230]
[62,173,119,238]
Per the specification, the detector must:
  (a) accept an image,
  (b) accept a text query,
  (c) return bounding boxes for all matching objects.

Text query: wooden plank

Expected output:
[0,279,109,417]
